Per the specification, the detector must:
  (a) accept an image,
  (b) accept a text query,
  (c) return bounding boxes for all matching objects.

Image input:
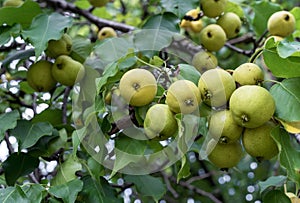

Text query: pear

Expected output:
[200,0,227,18]
[198,68,236,107]
[199,24,227,52]
[217,12,242,39]
[3,0,23,7]
[242,121,279,161]
[97,27,117,40]
[46,34,72,58]
[206,139,243,169]
[267,11,296,37]
[52,55,85,86]
[229,85,275,128]
[144,104,177,140]
[166,79,201,114]
[232,63,264,86]
[119,68,157,107]
[209,109,243,144]
[27,60,57,92]
[191,50,218,73]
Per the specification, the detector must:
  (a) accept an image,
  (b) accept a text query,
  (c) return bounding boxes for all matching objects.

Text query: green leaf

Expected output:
[2,152,39,186]
[0,186,29,203]
[48,179,83,203]
[124,175,166,201]
[263,47,300,78]
[262,189,291,203]
[10,120,53,150]
[95,63,120,94]
[0,110,19,140]
[0,24,21,46]
[31,108,63,127]
[270,78,300,122]
[22,184,46,203]
[142,12,180,33]
[22,13,73,57]
[110,133,147,177]
[258,175,287,194]
[160,0,198,18]
[177,64,201,85]
[93,37,134,68]
[69,36,93,64]
[79,176,105,203]
[251,1,281,36]
[272,127,300,188]
[277,40,300,58]
[51,155,82,186]
[290,7,300,30]
[177,155,191,182]
[0,0,42,28]
[225,1,244,18]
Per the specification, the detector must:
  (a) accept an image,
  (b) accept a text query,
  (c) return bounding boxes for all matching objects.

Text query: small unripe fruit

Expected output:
[201,0,227,18]
[46,34,72,58]
[232,63,264,85]
[166,80,201,114]
[267,11,296,37]
[207,139,243,169]
[217,12,242,39]
[97,27,117,40]
[27,60,57,92]
[242,121,279,161]
[119,69,157,107]
[3,0,23,7]
[229,85,275,128]
[191,51,218,73]
[198,68,236,107]
[144,104,177,140]
[199,24,227,52]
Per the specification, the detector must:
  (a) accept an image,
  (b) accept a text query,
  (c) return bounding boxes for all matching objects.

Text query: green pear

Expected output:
[242,121,279,161]
[232,63,264,85]
[191,50,218,74]
[267,11,296,37]
[229,85,275,128]
[217,12,242,39]
[3,0,23,7]
[201,0,227,18]
[27,60,57,92]
[88,0,108,7]
[206,139,243,169]
[209,109,243,144]
[46,34,72,58]
[52,55,85,86]
[198,68,236,107]
[97,27,117,40]
[199,24,227,52]
[144,104,177,140]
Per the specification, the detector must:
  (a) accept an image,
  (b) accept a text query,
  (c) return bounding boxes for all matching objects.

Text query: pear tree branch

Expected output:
[38,0,135,32]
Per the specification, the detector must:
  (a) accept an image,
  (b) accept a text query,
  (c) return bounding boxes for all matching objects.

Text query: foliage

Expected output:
[0,0,300,202]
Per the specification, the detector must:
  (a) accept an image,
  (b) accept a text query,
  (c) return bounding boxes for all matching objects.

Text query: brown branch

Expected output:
[161,172,179,199]
[169,176,222,203]
[225,42,253,57]
[39,0,135,32]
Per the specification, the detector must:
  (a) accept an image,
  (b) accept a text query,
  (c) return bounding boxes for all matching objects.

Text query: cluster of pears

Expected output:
[201,63,279,170]
[180,0,242,73]
[27,33,85,92]
[117,67,202,141]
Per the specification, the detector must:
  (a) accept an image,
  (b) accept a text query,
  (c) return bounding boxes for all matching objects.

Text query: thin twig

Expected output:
[161,172,179,199]
[170,176,222,203]
[225,42,253,57]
